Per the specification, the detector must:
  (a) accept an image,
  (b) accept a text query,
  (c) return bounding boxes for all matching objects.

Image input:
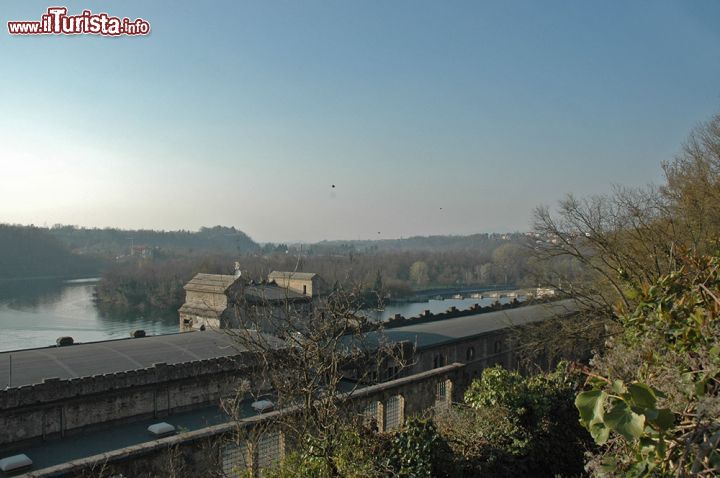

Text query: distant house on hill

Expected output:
[130,245,152,258]
[179,271,317,332]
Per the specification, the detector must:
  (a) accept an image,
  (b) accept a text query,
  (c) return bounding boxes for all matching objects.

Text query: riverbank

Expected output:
[0,274,101,283]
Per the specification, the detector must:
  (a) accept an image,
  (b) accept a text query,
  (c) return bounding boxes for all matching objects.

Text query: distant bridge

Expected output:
[396,286,546,302]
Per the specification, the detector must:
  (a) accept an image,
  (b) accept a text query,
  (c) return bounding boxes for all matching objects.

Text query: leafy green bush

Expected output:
[576,253,720,476]
[264,425,391,478]
[437,363,591,477]
[388,417,454,478]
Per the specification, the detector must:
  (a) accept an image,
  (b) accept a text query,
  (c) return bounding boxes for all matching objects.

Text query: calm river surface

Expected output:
[0,278,178,352]
[365,296,517,322]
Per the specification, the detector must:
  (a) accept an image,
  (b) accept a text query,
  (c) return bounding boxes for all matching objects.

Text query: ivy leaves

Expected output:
[576,380,676,475]
[621,255,720,353]
[573,252,720,476]
[576,389,610,444]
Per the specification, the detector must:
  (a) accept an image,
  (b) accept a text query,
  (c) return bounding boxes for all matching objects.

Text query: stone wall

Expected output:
[23,364,466,478]
[185,290,228,310]
[270,276,318,297]
[0,355,255,450]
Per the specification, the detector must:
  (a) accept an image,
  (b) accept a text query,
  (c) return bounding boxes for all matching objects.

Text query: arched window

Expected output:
[466,346,475,361]
[433,354,445,369]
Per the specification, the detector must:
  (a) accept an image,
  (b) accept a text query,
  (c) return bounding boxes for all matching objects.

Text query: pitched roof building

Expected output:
[267,271,320,297]
[178,274,241,330]
[179,271,318,331]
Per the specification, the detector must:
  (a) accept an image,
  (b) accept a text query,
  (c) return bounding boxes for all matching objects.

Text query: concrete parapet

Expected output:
[0,355,247,410]
[22,364,467,477]
[0,355,256,448]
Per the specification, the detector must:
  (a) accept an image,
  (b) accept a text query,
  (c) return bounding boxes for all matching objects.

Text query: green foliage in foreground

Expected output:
[264,426,390,478]
[446,363,590,477]
[576,253,720,476]
[266,366,589,478]
[388,418,454,478]
[264,419,451,478]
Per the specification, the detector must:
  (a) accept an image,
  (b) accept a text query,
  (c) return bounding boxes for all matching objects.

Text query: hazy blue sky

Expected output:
[1,1,719,242]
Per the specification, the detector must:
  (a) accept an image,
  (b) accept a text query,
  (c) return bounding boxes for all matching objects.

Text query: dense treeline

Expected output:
[48,225,259,257]
[305,232,529,254]
[245,243,539,291]
[94,236,556,313]
[94,255,233,313]
[0,225,105,280]
[0,224,259,282]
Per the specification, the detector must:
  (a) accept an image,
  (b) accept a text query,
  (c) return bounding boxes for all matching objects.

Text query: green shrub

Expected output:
[576,253,720,476]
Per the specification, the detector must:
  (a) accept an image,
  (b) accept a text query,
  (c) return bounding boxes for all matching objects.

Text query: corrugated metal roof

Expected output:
[268,271,317,280]
[183,273,239,293]
[0,330,285,388]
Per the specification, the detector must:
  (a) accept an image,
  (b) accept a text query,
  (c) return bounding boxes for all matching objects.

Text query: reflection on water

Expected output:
[0,279,68,310]
[365,296,519,322]
[0,279,179,352]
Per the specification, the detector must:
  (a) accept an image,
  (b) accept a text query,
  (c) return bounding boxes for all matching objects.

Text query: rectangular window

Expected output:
[435,379,453,409]
[363,401,379,428]
[436,380,446,400]
[257,431,282,470]
[222,442,249,476]
[385,396,403,430]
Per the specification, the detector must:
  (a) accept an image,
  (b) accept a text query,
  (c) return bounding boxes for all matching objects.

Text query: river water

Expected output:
[0,279,520,352]
[0,279,178,352]
[365,296,517,322]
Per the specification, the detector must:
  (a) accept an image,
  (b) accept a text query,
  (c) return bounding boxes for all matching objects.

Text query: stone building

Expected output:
[267,271,320,297]
[179,272,317,332]
[178,273,242,331]
[348,299,580,385]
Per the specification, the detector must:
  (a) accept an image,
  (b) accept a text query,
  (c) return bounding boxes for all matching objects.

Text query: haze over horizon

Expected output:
[1,220,531,246]
[2,1,719,242]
